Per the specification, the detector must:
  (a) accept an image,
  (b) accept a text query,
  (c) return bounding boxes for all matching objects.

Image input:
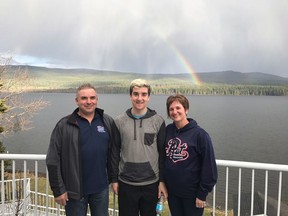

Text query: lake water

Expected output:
[3,93,288,165]
[2,93,288,207]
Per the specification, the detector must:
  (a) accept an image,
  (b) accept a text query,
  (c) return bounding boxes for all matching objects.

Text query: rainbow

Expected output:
[169,43,202,86]
[112,5,203,86]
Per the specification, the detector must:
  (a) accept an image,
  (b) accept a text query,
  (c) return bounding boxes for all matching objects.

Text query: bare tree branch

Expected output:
[0,56,49,135]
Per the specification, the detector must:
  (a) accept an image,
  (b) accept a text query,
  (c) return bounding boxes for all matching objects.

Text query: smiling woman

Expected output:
[164,94,217,216]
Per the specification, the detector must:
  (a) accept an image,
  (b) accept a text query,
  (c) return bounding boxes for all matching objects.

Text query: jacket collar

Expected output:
[67,107,105,125]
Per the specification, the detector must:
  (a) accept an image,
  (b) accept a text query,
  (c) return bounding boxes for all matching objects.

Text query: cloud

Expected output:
[1,0,287,77]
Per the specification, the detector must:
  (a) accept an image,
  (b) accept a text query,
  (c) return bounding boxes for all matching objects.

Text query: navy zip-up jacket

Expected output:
[46,107,118,199]
[164,118,217,201]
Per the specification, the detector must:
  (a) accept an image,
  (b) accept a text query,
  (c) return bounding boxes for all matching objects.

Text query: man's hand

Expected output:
[55,192,69,206]
[111,182,119,195]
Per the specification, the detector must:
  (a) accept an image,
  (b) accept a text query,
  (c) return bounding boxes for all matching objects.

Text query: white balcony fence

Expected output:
[0,154,288,216]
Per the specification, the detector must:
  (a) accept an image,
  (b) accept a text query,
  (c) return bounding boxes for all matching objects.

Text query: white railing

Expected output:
[214,160,288,216]
[0,154,118,216]
[0,154,288,216]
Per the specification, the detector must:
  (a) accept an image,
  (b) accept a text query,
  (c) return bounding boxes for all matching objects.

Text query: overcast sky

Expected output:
[1,0,287,77]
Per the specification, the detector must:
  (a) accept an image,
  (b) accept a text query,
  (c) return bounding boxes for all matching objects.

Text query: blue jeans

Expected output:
[65,187,109,216]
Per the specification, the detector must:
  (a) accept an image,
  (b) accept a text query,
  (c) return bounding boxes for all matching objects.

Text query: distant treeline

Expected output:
[152,84,288,96]
[9,65,288,96]
[36,84,288,96]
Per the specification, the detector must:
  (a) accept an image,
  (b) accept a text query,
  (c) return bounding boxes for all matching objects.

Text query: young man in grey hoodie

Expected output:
[111,79,167,216]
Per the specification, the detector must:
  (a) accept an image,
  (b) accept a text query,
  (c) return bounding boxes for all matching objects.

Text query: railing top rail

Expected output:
[0,154,46,160]
[2,178,31,182]
[216,159,288,171]
[1,154,288,172]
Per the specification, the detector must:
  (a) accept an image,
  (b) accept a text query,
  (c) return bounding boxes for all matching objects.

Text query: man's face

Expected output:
[130,86,150,112]
[75,88,98,116]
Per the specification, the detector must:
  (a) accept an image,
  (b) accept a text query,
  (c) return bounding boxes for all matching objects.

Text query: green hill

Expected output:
[7,65,288,96]
[198,71,288,85]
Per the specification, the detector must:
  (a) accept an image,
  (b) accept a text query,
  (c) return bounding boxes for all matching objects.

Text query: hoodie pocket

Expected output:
[120,162,156,183]
[144,133,155,146]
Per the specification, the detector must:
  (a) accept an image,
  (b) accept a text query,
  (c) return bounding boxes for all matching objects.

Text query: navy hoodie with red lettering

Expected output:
[164,118,217,201]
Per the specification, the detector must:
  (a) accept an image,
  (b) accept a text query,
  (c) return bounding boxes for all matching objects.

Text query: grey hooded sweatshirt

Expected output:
[111,108,166,186]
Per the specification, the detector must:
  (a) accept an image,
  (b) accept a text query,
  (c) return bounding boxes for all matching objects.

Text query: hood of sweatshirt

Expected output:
[172,118,199,135]
[126,107,157,119]
[125,107,157,140]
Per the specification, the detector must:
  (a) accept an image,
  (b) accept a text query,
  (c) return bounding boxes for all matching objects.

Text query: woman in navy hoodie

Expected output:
[164,94,217,216]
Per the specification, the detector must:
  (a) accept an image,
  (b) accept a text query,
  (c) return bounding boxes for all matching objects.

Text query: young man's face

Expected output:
[130,86,150,112]
[75,88,98,116]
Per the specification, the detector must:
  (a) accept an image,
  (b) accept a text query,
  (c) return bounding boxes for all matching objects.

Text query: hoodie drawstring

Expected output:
[133,119,143,140]
[133,119,136,140]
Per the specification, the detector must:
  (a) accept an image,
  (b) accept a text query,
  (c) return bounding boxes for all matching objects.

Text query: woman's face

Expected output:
[168,100,187,122]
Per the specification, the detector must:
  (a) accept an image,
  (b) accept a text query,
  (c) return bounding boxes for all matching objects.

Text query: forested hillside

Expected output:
[8,65,288,96]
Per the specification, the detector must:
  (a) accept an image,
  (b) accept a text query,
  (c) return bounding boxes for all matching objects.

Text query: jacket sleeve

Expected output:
[46,122,66,198]
[110,120,121,183]
[157,121,166,182]
[197,131,218,201]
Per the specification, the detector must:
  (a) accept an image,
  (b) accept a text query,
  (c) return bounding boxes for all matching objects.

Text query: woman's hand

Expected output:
[195,197,206,208]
